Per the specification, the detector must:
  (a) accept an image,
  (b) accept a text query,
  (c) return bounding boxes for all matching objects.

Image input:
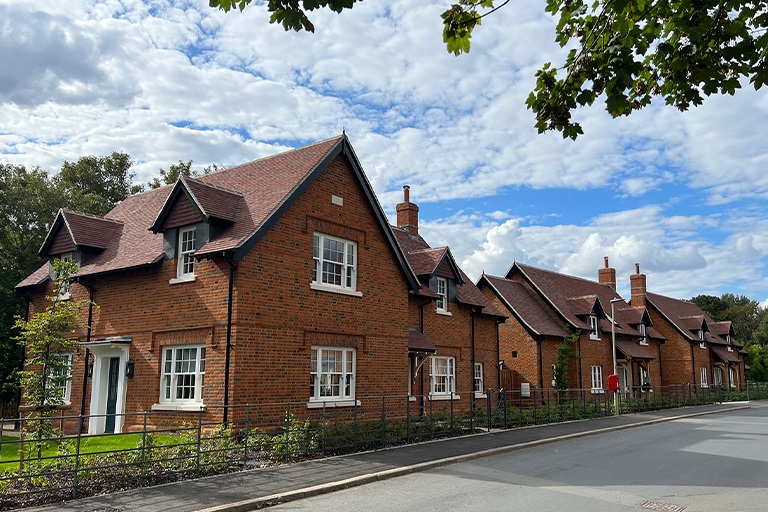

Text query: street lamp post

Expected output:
[610,298,623,416]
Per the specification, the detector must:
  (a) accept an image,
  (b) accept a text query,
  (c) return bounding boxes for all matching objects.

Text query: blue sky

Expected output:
[1,0,768,303]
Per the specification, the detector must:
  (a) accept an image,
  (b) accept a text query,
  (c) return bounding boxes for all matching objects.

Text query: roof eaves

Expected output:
[179,176,211,222]
[38,209,74,257]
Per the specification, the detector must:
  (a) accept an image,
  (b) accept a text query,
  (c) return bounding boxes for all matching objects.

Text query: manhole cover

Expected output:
[637,501,687,512]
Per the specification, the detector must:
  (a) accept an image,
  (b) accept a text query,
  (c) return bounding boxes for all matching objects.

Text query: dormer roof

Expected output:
[645,292,735,346]
[149,176,244,233]
[39,209,124,257]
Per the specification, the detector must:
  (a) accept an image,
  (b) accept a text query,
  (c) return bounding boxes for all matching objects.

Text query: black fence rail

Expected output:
[1,383,766,510]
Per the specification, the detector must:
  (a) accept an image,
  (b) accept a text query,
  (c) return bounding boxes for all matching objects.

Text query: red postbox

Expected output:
[608,374,619,391]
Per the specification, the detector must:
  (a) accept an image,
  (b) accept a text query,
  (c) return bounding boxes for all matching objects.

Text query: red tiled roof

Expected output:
[62,210,123,250]
[509,263,647,340]
[646,292,734,347]
[479,275,564,337]
[712,345,741,364]
[183,177,243,222]
[615,339,655,360]
[408,329,437,353]
[407,248,447,276]
[18,136,420,293]
[391,226,503,318]
[567,296,598,316]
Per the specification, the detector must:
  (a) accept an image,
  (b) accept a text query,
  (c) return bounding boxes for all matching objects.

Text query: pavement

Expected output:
[21,402,752,512]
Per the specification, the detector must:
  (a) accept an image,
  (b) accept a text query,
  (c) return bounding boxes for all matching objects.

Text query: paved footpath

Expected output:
[22,403,751,512]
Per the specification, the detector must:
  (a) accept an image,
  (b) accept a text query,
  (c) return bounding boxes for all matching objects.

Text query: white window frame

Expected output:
[48,353,73,403]
[551,364,557,387]
[55,253,74,300]
[638,323,648,345]
[639,366,650,391]
[311,233,360,297]
[713,367,723,386]
[436,277,449,314]
[590,365,604,393]
[174,226,197,282]
[589,315,600,340]
[160,344,206,406]
[729,367,737,388]
[309,346,356,405]
[698,330,706,349]
[473,362,484,396]
[700,367,708,388]
[430,356,456,397]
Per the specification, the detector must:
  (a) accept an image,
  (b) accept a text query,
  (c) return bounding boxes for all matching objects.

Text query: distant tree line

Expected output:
[0,154,214,403]
[690,294,768,382]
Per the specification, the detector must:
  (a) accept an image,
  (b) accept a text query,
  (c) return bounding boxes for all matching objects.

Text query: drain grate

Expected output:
[637,500,687,512]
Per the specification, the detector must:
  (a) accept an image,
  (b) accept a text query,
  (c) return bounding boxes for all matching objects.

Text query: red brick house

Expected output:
[390,187,506,403]
[477,259,665,394]
[16,135,447,434]
[628,265,747,389]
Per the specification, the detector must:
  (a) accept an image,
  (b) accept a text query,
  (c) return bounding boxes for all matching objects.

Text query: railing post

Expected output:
[322,402,326,458]
[140,411,148,486]
[533,389,538,424]
[747,381,751,402]
[469,391,474,433]
[285,403,291,463]
[353,401,358,453]
[406,396,410,444]
[450,391,454,436]
[429,395,433,440]
[243,404,250,465]
[381,396,386,449]
[196,408,203,478]
[486,391,491,432]
[502,389,508,429]
[73,415,83,499]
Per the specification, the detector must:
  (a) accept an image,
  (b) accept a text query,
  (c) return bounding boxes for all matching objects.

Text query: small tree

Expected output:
[553,330,581,392]
[14,260,90,447]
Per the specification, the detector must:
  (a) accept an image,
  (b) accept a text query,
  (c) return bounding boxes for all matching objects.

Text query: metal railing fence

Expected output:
[2,382,766,510]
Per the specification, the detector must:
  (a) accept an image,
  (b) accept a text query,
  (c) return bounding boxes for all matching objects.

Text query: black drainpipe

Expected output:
[577,334,583,389]
[78,282,96,421]
[496,321,502,390]
[471,310,476,394]
[537,338,543,389]
[657,342,663,386]
[222,252,236,424]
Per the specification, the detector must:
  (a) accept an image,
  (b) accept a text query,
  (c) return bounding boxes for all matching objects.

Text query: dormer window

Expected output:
[55,253,74,300]
[589,315,600,340]
[177,226,197,280]
[638,323,648,345]
[436,277,448,313]
[698,330,705,349]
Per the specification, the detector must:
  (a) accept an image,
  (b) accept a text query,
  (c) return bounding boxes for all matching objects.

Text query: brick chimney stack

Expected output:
[396,185,419,237]
[598,256,617,290]
[630,263,647,307]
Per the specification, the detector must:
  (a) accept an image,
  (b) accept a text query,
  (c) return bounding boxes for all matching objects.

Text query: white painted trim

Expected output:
[310,282,362,297]
[151,403,206,412]
[435,310,453,316]
[169,275,197,285]
[306,399,361,409]
[88,344,130,435]
[429,394,461,401]
[474,393,488,399]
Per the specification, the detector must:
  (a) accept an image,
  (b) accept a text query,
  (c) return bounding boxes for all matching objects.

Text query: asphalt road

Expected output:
[270,404,768,512]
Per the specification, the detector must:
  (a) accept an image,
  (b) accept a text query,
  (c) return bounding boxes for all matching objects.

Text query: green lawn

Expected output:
[0,432,180,473]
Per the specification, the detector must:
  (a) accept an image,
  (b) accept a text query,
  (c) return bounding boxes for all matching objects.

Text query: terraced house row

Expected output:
[16,135,746,434]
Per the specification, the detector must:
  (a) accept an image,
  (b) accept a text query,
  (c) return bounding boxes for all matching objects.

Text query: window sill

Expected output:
[474,393,487,399]
[169,275,196,285]
[310,282,362,297]
[429,394,460,401]
[589,335,601,341]
[152,403,205,412]
[307,399,361,409]
[436,310,452,316]
[591,389,605,394]
[408,395,417,402]
[701,385,709,388]
[639,341,649,346]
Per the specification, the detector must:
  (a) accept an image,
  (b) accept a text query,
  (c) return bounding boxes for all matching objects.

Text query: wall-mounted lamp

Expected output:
[126,359,135,379]
[87,361,94,378]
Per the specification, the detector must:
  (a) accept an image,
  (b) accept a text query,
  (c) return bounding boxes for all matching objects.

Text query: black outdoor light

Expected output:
[87,361,94,378]
[126,359,135,379]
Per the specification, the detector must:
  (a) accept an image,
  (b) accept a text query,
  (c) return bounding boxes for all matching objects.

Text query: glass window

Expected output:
[177,226,197,278]
[589,315,600,339]
[436,277,447,312]
[49,353,73,403]
[590,365,603,392]
[638,323,648,345]
[473,362,483,393]
[729,368,736,388]
[312,233,357,291]
[700,367,708,387]
[310,347,355,401]
[160,345,206,403]
[430,356,455,395]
